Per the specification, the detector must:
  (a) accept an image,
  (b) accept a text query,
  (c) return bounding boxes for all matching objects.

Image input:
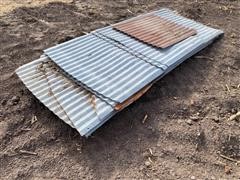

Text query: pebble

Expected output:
[0,55,10,59]
[186,119,193,125]
[190,116,199,121]
[8,96,20,105]
[224,165,231,174]
[144,161,151,167]
[207,115,219,123]
[116,174,121,179]
[231,108,237,113]
[190,112,200,121]
[177,119,183,124]
[212,116,219,123]
[190,176,196,180]
[139,165,144,171]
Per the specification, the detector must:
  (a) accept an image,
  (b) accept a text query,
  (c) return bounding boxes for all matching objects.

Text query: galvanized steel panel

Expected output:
[44,9,223,106]
[113,14,197,48]
[44,34,164,104]
[16,8,224,137]
[15,55,115,137]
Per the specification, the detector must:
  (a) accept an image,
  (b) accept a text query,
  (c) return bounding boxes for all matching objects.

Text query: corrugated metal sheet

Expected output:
[44,34,165,104]
[44,8,223,105]
[15,55,115,137]
[113,14,197,48]
[16,8,224,137]
[94,9,223,68]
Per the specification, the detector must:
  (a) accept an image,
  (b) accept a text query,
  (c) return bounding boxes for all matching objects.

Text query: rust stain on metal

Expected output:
[114,84,153,111]
[88,94,97,111]
[86,93,101,119]
[36,61,72,122]
[113,15,197,48]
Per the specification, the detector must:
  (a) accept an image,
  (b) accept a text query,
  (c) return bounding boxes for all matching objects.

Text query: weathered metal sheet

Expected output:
[16,8,224,137]
[95,8,223,68]
[113,14,197,48]
[15,55,115,137]
[44,8,223,106]
[44,34,165,104]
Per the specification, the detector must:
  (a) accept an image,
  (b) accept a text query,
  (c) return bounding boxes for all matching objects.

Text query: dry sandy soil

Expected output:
[0,0,72,15]
[0,0,239,179]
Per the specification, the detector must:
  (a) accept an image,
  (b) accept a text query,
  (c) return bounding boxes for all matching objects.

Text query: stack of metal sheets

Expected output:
[16,9,223,137]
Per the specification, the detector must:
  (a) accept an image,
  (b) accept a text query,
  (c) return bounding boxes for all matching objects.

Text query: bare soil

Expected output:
[0,0,72,15]
[0,0,239,179]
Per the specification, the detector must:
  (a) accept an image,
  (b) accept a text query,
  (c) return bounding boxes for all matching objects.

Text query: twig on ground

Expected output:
[219,154,240,165]
[19,150,38,156]
[142,114,148,124]
[228,111,240,121]
[31,115,38,124]
[148,157,153,163]
[21,128,31,131]
[149,148,153,156]
[127,9,134,14]
[225,84,231,93]
[194,56,214,61]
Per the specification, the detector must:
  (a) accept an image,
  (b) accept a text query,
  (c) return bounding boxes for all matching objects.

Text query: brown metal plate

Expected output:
[112,15,197,48]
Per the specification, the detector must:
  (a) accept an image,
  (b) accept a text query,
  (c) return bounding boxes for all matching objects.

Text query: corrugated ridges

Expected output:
[44,8,223,108]
[15,8,224,137]
[95,9,223,68]
[15,55,115,137]
[44,34,164,104]
[91,32,168,71]
[113,14,197,48]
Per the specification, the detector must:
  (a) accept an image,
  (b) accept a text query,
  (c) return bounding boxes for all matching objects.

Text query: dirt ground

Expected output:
[0,0,239,179]
[0,0,72,15]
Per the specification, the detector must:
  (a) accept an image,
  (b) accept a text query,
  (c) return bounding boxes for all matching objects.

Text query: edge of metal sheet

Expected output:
[43,52,118,107]
[15,55,115,137]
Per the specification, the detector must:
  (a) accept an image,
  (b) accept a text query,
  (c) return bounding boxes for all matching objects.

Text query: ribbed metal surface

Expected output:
[44,34,164,104]
[113,14,197,48]
[15,55,115,137]
[15,8,223,137]
[44,8,223,106]
[95,9,223,68]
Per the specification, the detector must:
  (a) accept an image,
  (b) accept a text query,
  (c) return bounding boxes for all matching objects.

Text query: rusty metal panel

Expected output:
[112,14,197,48]
[95,8,223,68]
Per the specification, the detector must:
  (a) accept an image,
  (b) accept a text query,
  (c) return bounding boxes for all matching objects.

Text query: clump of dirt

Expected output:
[220,135,240,159]
[0,0,240,179]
